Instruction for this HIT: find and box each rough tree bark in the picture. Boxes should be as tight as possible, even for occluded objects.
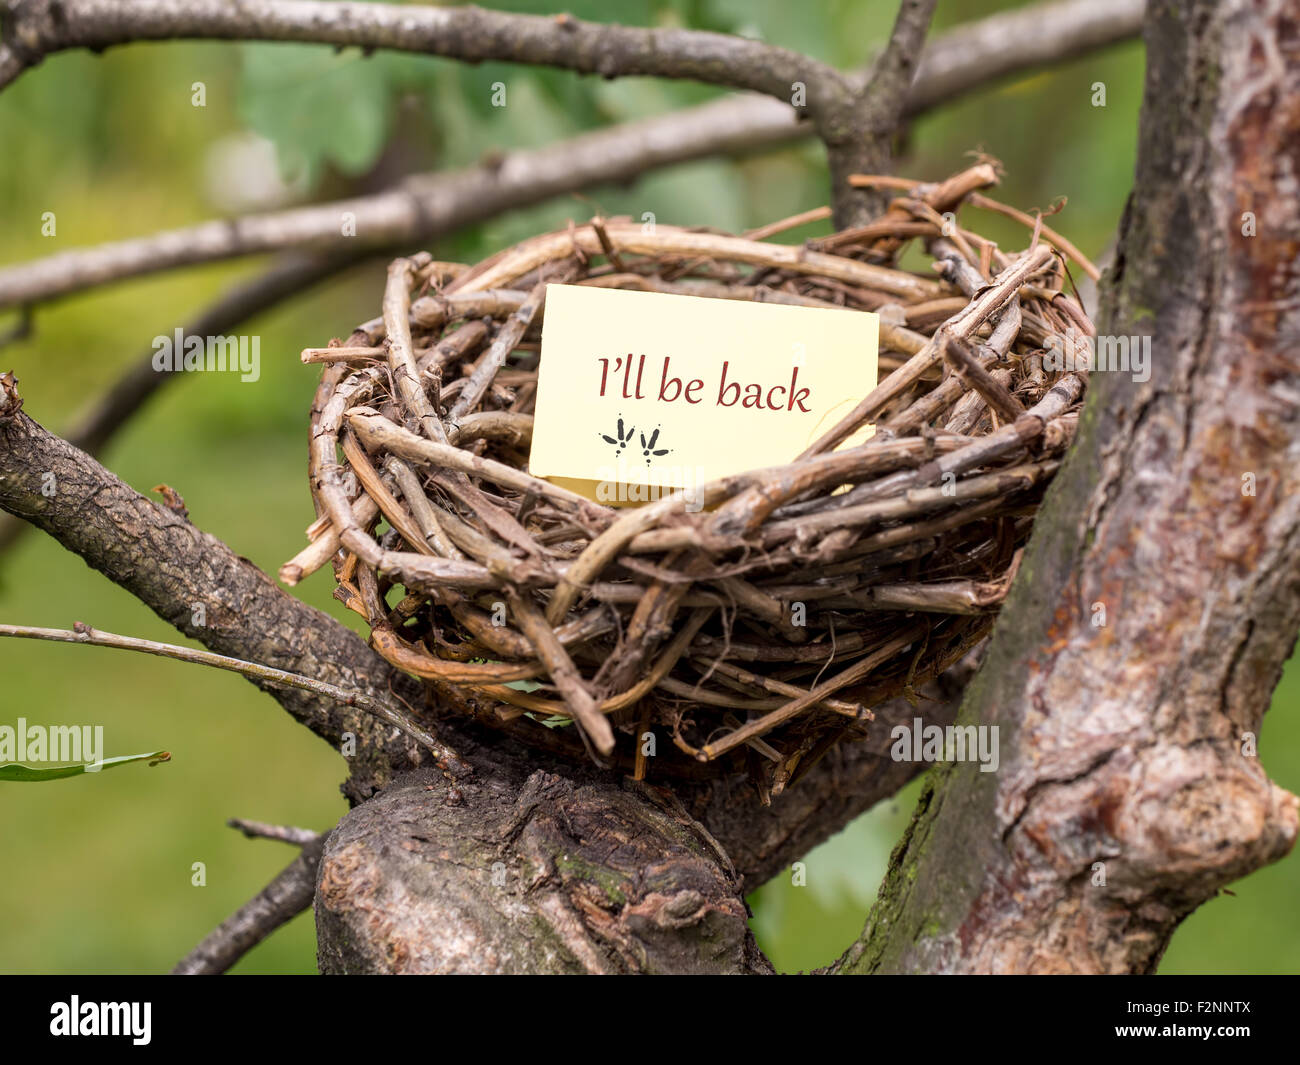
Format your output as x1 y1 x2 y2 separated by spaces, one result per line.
312 670 974 975
836 0 1300 974
0 378 419 800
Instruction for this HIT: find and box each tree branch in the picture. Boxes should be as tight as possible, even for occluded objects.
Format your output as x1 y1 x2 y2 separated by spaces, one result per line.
0 0 846 100
837 0 1300 974
0 621 466 769
0 373 435 799
0 0 1143 312
227 817 319 847
825 0 937 227
0 98 790 311
906 0 1144 116
173 826 325 975
868 0 938 109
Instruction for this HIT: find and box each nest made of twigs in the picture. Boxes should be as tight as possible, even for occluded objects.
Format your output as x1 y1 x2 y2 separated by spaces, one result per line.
285 163 1094 799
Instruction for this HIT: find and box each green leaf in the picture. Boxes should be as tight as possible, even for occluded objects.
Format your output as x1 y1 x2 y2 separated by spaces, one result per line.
0 750 171 783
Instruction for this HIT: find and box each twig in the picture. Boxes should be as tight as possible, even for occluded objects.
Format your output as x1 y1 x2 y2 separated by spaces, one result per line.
448 278 552 421
226 818 320 847
943 336 1026 424
697 626 927 760
0 622 468 772
172 834 324 975
0 382 464 795
966 192 1101 280
506 588 615 757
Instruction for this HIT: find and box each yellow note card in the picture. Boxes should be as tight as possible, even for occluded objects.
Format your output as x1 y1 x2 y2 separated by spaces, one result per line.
529 284 878 506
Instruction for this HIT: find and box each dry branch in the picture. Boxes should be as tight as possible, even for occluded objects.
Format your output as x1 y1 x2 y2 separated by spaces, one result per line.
227 818 319 847
0 0 845 99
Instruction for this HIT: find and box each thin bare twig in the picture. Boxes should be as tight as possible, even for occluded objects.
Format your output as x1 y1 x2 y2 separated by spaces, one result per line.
0 622 467 771
943 336 1027 424
172 831 324 975
226 818 320 847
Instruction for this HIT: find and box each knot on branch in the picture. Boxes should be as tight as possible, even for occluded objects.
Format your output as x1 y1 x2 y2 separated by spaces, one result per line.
315 768 766 974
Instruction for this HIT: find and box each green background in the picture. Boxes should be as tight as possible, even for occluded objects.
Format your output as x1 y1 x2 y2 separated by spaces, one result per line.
0 0 1294 974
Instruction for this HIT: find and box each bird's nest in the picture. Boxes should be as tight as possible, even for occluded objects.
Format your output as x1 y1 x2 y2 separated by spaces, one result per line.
285 163 1093 799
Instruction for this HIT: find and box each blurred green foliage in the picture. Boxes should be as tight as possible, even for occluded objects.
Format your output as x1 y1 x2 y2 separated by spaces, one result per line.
0 0 1295 975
